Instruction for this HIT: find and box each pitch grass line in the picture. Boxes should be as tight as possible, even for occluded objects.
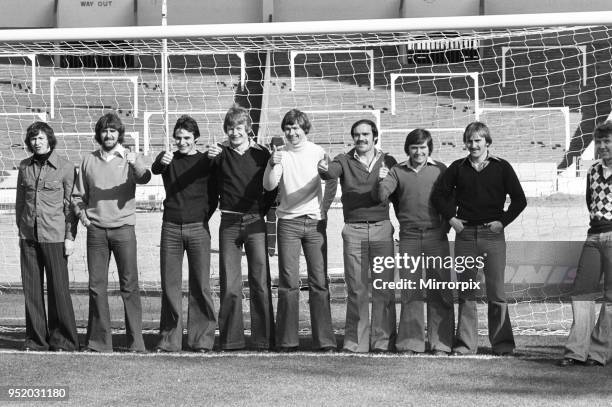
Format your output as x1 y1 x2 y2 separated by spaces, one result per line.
0 349 548 361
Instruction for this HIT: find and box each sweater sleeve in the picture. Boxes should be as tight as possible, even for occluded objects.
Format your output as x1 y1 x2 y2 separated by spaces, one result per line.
585 170 592 211
499 160 527 226
431 160 459 221
151 151 168 175
263 161 283 191
318 154 343 180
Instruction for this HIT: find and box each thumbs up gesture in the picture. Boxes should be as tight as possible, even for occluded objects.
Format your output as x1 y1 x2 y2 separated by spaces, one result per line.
269 144 283 166
318 153 331 172
378 160 389 180
126 147 136 166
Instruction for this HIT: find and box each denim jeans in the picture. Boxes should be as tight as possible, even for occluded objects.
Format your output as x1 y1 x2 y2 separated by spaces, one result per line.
564 231 612 364
453 225 514 354
157 221 216 352
20 240 79 351
218 213 274 350
86 224 144 352
276 217 335 349
396 228 454 353
341 220 396 352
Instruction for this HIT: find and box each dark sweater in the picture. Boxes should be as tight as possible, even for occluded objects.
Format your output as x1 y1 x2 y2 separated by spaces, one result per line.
211 143 276 215
586 161 612 234
151 151 218 224
319 149 397 222
376 160 446 229
432 155 526 226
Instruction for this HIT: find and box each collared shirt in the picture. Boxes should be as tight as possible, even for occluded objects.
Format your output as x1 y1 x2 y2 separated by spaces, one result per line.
464 152 499 172
15 150 78 243
100 143 125 162
402 157 437 173
228 139 260 156
353 148 382 173
601 159 612 179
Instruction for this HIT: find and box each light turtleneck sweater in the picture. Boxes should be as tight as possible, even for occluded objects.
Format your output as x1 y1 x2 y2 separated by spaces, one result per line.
263 139 327 220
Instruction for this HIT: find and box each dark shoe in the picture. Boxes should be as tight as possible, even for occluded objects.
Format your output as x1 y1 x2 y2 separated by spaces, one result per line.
372 348 390 354
584 359 604 367
155 347 171 354
81 347 98 353
192 348 212 354
129 348 147 354
320 347 336 353
557 358 582 367
493 350 514 357
431 350 449 356
396 350 417 355
450 351 465 356
277 346 298 353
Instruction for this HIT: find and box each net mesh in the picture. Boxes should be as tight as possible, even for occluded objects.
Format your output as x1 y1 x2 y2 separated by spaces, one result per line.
0 23 610 334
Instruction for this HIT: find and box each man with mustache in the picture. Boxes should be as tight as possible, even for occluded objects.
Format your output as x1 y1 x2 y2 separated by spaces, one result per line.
73 112 151 353
318 119 397 353
432 121 526 356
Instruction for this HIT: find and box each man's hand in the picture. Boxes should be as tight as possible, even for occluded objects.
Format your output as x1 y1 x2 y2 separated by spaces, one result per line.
207 144 222 159
64 239 74 257
126 149 136 166
449 217 466 234
81 217 91 227
160 151 173 165
485 221 504 233
378 161 389 180
318 153 331 172
269 144 283 166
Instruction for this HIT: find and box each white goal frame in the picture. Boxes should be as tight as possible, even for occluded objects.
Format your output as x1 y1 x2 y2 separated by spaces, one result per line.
477 106 571 150
0 53 37 94
390 72 480 117
49 75 139 119
501 45 588 87
0 112 46 121
290 50 375 91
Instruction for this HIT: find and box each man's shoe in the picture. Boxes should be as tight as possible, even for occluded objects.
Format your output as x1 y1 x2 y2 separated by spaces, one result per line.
320 347 336 354
155 347 171 354
431 350 449 356
277 346 298 353
557 358 582 367
192 348 212 354
450 351 465 356
81 347 98 353
584 359 604 367
396 350 416 355
493 350 514 357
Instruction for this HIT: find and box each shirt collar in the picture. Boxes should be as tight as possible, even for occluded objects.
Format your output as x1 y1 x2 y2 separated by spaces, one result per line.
461 152 500 166
352 147 381 161
100 143 125 159
399 157 436 170
222 139 261 154
27 150 59 168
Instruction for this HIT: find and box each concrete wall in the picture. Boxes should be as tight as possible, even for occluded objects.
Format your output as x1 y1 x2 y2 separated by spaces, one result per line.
402 0 480 18
57 0 136 28
274 0 401 22
167 0 262 24
0 0 55 28
136 0 161 26
485 0 612 14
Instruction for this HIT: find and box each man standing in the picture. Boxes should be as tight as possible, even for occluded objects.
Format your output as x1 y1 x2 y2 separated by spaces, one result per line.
432 121 526 356
207 106 275 351
73 112 151 352
151 115 218 353
318 119 396 353
376 129 454 355
263 109 336 352
559 121 612 367
16 121 79 352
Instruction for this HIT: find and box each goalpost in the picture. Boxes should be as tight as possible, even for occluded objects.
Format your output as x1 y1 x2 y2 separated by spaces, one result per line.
0 11 611 334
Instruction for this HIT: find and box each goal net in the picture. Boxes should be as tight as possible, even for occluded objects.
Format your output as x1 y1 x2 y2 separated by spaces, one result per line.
0 12 610 336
